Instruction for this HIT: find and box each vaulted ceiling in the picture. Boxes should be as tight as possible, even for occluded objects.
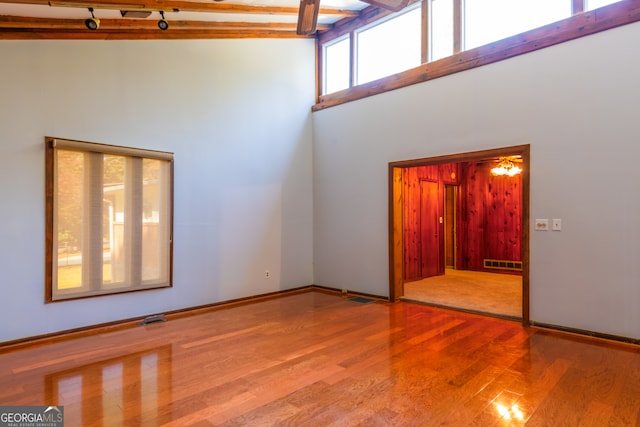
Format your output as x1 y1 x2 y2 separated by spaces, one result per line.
0 0 373 39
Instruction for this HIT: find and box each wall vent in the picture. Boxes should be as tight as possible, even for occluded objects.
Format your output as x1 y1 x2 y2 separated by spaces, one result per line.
483 259 522 271
140 314 166 325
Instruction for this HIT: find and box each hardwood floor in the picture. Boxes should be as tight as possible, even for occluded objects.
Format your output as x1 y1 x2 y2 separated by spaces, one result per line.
1 291 639 426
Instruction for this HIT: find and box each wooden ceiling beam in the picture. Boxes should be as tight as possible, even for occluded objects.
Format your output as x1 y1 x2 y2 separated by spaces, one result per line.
0 29 312 38
0 14 330 31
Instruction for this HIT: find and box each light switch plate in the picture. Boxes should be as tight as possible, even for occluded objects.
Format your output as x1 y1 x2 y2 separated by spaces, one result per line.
552 219 562 231
535 219 549 231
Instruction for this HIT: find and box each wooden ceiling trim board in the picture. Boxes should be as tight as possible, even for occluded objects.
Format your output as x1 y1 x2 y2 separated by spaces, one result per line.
0 28 312 38
0 15 330 31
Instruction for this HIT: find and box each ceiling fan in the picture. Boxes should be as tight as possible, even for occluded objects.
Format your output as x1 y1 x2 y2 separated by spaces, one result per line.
297 0 410 36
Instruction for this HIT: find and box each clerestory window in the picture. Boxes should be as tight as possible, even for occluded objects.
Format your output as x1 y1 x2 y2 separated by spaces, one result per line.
355 5 422 85
318 0 629 107
463 0 571 50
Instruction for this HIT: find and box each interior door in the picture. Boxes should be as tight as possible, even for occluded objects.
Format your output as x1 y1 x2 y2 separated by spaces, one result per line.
420 180 442 278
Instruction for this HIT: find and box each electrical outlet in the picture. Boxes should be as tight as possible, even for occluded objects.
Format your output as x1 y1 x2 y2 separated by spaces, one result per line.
265 270 271 279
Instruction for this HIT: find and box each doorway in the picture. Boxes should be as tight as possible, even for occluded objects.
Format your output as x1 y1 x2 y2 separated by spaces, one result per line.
444 185 456 269
388 145 530 325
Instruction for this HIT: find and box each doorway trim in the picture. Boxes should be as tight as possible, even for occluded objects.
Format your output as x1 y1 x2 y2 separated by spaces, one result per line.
388 144 531 326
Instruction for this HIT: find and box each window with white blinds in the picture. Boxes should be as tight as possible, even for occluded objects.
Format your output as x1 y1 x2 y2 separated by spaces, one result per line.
46 137 173 302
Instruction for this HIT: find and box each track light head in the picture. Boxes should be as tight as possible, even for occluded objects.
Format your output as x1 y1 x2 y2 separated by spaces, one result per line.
85 7 99 30
158 11 168 30
85 17 99 30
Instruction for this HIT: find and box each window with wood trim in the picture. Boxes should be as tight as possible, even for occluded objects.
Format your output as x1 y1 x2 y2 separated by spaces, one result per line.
586 0 622 10
323 36 351 95
355 5 422 85
430 0 454 61
463 0 571 50
45 137 173 302
317 0 630 108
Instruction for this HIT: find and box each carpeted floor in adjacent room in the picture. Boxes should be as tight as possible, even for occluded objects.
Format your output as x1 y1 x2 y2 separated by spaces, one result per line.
403 269 522 319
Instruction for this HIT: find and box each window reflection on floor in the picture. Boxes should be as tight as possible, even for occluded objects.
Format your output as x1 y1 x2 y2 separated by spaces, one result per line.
45 345 171 426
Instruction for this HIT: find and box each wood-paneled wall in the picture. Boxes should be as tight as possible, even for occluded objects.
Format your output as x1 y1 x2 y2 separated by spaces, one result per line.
457 161 522 270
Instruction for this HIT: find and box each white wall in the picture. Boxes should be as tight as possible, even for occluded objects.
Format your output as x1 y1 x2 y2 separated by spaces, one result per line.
0 39 315 342
313 22 640 340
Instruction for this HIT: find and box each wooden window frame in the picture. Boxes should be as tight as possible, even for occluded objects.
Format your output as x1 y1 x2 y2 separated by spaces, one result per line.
45 137 174 303
320 34 352 95
453 0 462 54
315 0 639 111
352 3 423 87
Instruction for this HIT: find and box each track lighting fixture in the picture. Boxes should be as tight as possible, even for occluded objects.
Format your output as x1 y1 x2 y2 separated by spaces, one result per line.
158 11 168 30
85 7 99 30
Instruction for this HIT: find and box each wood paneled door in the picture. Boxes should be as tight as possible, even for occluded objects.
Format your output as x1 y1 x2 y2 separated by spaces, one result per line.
402 166 446 282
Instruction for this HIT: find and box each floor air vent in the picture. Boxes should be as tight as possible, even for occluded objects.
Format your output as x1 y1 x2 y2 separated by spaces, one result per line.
483 259 522 271
140 314 166 325
348 296 376 304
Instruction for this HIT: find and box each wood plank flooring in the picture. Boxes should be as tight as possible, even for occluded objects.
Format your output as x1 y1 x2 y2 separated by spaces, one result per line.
1 291 639 426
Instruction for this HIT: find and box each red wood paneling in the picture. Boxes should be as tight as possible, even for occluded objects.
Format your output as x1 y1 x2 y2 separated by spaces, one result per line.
440 163 459 185
458 162 483 269
403 168 421 281
457 161 522 270
420 180 440 278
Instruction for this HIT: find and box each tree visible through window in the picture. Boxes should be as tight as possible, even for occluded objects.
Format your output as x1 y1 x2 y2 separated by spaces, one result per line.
46 137 173 302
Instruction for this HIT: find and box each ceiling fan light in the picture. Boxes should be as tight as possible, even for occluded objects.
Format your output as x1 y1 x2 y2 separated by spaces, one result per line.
507 165 522 176
491 158 521 177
